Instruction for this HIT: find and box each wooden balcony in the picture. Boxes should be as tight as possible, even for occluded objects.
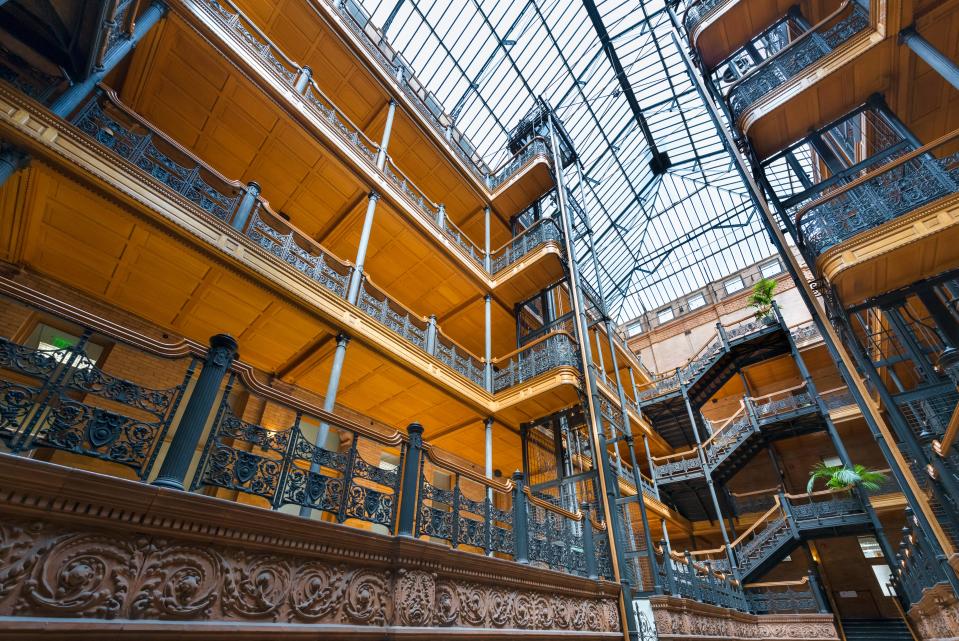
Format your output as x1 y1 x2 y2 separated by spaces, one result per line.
798 129 959 304
685 0 808 71
728 0 896 160
487 138 555 219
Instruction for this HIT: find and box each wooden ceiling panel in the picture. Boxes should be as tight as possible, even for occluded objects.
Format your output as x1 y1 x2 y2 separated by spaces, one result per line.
268 2 321 62
136 26 231 147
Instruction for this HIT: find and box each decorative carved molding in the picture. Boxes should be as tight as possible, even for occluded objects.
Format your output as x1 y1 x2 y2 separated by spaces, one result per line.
0 454 620 636
907 583 959 641
649 595 838 641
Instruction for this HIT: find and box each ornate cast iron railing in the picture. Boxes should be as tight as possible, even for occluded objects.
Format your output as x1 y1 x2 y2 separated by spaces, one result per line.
194 0 558 268
416 448 514 556
745 577 825 614
752 383 814 420
492 332 580 392
790 322 821 345
0 286 618 584
656 544 749 611
796 130 959 261
683 0 726 40
490 217 563 274
193 373 404 529
329 0 493 182
330 0 563 201
730 486 781 516
486 138 551 192
726 2 870 124
822 387 855 411
893 510 949 609
0 335 195 480
246 207 353 297
72 87 246 223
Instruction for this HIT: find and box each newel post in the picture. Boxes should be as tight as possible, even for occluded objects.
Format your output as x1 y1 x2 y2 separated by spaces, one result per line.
153 334 238 490
397 422 424 537
512 471 530 564
581 503 599 580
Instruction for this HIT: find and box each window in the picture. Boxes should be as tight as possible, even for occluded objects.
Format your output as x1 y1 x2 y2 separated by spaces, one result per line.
26 324 103 370
871 564 896 597
760 260 782 279
723 276 745 295
626 321 643 338
657 308 675 324
858 535 883 559
687 293 707 310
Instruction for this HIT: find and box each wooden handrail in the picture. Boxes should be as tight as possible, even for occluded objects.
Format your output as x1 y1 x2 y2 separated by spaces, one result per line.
492 330 575 364
423 443 513 492
749 381 807 403
523 486 583 521
744 576 810 589
731 495 785 548
725 0 857 100
933 402 959 456
688 546 726 558
795 128 959 227
730 485 782 498
784 487 851 500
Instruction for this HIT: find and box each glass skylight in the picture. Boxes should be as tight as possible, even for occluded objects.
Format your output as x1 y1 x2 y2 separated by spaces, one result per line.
356 0 777 321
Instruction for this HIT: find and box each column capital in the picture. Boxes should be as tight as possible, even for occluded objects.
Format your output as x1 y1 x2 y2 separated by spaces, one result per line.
368 190 380 202
484 293 491 302
208 333 239 364
484 416 494 427
334 332 351 347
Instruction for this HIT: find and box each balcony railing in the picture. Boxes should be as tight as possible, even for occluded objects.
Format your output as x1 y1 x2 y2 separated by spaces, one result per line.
683 0 727 39
726 2 870 124
329 0 494 183
490 217 563 274
486 138 552 192
656 543 750 611
893 512 949 609
0 333 195 478
796 130 959 262
60 88 584 392
745 577 826 614
0 297 614 582
492 332 580 393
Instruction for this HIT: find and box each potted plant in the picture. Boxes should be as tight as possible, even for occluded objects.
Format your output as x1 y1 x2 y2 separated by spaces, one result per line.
806 461 888 493
747 277 778 324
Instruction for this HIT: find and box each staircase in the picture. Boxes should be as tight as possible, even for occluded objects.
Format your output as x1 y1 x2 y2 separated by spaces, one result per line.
652 385 821 487
703 491 873 581
638 316 791 448
842 618 913 641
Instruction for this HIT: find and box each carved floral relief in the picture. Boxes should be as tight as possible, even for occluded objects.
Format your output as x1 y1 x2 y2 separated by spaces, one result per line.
0 518 618 632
